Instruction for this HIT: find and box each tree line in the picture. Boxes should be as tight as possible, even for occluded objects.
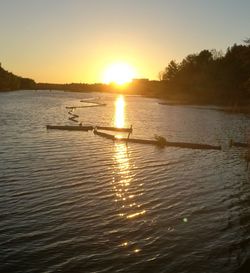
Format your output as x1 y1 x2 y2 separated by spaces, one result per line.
1 40 250 106
159 40 250 105
0 63 35 91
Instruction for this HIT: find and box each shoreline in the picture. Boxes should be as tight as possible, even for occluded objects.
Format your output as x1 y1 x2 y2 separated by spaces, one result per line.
1 88 250 114
158 100 250 113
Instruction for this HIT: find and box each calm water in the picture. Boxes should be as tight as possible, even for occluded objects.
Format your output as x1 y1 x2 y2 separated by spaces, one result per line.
0 90 249 273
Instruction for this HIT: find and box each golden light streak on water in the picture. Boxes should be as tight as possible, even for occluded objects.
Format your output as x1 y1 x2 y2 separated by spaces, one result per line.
113 142 146 221
126 210 146 219
115 95 125 128
112 141 146 253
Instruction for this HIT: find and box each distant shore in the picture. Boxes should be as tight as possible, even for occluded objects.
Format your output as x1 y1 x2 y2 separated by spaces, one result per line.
1 87 249 114
158 100 250 114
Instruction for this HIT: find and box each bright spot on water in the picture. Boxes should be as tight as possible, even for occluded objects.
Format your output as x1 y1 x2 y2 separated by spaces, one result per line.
127 210 146 219
115 95 125 128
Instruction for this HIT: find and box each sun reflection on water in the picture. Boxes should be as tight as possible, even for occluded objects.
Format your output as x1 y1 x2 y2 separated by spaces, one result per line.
113 95 145 220
112 95 146 253
112 141 146 220
115 95 125 128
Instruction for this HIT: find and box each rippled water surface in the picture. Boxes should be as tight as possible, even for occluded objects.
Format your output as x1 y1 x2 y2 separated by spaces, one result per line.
0 90 250 273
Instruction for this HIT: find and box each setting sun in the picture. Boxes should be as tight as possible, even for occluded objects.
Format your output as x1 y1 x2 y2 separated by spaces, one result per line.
102 63 136 85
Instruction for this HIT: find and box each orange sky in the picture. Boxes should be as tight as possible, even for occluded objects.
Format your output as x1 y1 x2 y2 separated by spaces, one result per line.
1 0 249 83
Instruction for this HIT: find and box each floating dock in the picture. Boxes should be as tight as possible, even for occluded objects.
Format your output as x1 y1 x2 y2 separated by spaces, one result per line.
230 141 250 148
94 130 115 139
96 126 132 133
68 117 78 122
94 130 221 150
46 125 93 131
68 112 79 118
46 125 132 132
46 125 221 150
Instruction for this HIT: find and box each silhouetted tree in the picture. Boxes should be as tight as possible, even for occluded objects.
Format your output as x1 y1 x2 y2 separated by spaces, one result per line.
0 64 35 91
160 43 250 104
162 60 179 81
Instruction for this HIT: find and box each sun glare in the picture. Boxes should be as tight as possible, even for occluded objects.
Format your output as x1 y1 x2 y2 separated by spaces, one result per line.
102 63 136 85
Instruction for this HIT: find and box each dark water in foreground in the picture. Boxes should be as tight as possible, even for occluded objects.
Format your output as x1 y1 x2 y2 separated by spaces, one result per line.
0 90 249 273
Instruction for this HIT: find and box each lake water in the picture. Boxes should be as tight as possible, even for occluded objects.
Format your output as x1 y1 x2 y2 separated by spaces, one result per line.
0 90 249 273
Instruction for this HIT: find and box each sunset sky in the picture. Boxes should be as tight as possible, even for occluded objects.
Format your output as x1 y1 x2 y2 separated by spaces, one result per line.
1 0 250 83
